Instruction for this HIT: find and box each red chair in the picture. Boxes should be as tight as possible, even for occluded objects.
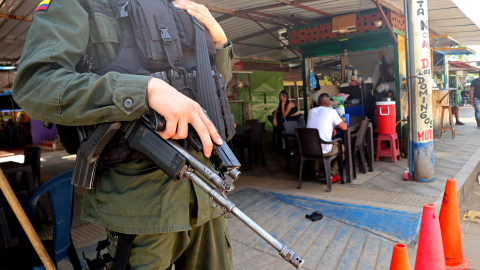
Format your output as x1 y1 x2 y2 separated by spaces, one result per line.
376 133 401 162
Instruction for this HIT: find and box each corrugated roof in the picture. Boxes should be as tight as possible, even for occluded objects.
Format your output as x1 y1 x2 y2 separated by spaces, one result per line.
387 0 480 45
449 61 476 70
0 0 478 64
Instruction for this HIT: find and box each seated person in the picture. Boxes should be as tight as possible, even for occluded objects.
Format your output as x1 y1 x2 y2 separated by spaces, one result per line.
307 93 348 182
273 90 305 131
461 89 469 106
451 104 464 125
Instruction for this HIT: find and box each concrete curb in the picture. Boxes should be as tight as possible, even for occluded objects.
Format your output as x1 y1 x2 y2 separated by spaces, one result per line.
434 143 480 211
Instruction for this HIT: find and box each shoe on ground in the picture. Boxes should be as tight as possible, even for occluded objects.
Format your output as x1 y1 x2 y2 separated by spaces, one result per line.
331 174 341 183
456 121 465 125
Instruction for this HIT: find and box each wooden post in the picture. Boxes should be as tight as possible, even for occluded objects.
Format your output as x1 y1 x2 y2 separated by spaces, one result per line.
0 169 56 270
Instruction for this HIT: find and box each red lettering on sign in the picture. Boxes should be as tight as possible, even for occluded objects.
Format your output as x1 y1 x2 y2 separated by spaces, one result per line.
418 131 425 141
421 58 430 69
422 40 429 48
418 129 433 142
423 32 428 38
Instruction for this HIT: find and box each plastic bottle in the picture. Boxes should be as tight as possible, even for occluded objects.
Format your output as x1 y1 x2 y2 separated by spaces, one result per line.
336 104 345 117
347 65 353 83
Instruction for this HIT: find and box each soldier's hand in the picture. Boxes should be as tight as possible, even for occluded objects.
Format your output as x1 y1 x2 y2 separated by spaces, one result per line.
147 78 223 157
173 0 228 49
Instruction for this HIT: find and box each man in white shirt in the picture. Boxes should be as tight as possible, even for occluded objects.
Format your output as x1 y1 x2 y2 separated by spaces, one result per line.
307 93 347 181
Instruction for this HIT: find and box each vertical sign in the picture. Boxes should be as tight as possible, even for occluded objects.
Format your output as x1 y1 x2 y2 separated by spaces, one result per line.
409 0 434 182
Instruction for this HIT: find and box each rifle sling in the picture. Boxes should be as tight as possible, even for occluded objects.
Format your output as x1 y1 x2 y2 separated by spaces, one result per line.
113 233 136 270
193 17 225 140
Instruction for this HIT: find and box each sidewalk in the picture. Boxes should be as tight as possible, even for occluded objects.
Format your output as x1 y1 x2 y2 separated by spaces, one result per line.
229 107 480 268
1 108 478 269
236 107 479 211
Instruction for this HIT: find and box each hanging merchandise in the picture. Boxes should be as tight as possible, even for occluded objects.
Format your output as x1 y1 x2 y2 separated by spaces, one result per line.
313 75 321 91
381 56 395 82
309 70 317 90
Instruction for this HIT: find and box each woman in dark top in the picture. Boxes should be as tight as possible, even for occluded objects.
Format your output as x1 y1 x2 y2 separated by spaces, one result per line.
273 90 306 130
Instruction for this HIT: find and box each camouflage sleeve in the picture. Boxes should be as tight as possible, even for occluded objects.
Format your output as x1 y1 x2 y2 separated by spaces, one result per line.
12 0 150 126
214 40 234 87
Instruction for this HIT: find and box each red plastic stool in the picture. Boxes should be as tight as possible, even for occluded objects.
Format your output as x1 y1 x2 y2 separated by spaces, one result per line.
376 133 401 162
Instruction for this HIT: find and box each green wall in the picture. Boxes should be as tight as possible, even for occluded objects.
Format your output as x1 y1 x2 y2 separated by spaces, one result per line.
230 71 284 130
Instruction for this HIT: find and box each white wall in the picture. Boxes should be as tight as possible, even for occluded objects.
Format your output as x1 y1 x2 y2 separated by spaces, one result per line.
344 48 395 91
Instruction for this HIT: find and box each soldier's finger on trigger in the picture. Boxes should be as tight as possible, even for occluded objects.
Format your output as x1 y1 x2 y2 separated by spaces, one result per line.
171 118 189 140
191 115 212 156
198 108 222 145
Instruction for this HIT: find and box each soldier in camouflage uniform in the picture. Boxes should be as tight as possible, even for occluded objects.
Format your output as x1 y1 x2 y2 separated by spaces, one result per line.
12 0 234 269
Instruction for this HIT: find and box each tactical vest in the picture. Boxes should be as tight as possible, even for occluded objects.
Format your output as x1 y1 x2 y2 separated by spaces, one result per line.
62 0 236 163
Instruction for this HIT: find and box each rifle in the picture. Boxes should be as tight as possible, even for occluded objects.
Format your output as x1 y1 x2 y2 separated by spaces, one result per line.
72 110 305 269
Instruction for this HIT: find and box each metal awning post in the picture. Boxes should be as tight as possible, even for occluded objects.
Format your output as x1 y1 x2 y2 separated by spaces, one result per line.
404 0 414 177
373 0 399 46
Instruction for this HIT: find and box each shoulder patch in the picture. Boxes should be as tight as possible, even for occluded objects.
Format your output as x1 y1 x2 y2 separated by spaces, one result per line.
35 0 52 13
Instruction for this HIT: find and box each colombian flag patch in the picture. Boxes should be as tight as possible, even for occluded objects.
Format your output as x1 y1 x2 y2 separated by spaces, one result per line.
35 0 52 13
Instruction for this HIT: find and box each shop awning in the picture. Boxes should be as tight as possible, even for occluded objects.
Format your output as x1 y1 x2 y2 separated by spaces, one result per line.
430 35 462 48
433 47 476 55
449 61 479 71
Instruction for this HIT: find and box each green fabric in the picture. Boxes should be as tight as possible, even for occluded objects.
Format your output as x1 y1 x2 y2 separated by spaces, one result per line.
107 216 233 270
13 0 233 235
331 96 345 104
81 152 222 234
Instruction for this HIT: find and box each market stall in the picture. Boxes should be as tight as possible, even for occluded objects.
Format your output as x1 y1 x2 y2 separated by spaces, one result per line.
431 44 475 135
288 7 408 142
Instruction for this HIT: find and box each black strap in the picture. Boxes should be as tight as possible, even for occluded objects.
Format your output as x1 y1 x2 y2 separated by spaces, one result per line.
113 233 136 270
154 15 178 71
121 36 137 48
193 17 225 140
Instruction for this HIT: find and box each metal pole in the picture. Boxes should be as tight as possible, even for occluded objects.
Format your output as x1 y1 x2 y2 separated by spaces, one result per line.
0 13 32 22
245 13 301 58
407 0 435 182
302 58 313 119
404 0 414 177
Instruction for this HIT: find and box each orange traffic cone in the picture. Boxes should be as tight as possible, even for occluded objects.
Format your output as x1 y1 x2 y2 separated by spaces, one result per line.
414 204 446 270
390 243 411 270
439 179 469 269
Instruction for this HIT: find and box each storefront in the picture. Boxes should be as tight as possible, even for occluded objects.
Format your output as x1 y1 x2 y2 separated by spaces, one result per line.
285 7 477 143
287 7 409 148
430 40 475 134
227 60 289 130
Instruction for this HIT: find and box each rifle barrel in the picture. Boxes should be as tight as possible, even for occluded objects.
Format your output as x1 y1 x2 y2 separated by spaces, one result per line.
186 171 304 269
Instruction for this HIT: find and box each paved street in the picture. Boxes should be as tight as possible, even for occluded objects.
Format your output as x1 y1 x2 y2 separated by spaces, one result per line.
228 189 397 270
